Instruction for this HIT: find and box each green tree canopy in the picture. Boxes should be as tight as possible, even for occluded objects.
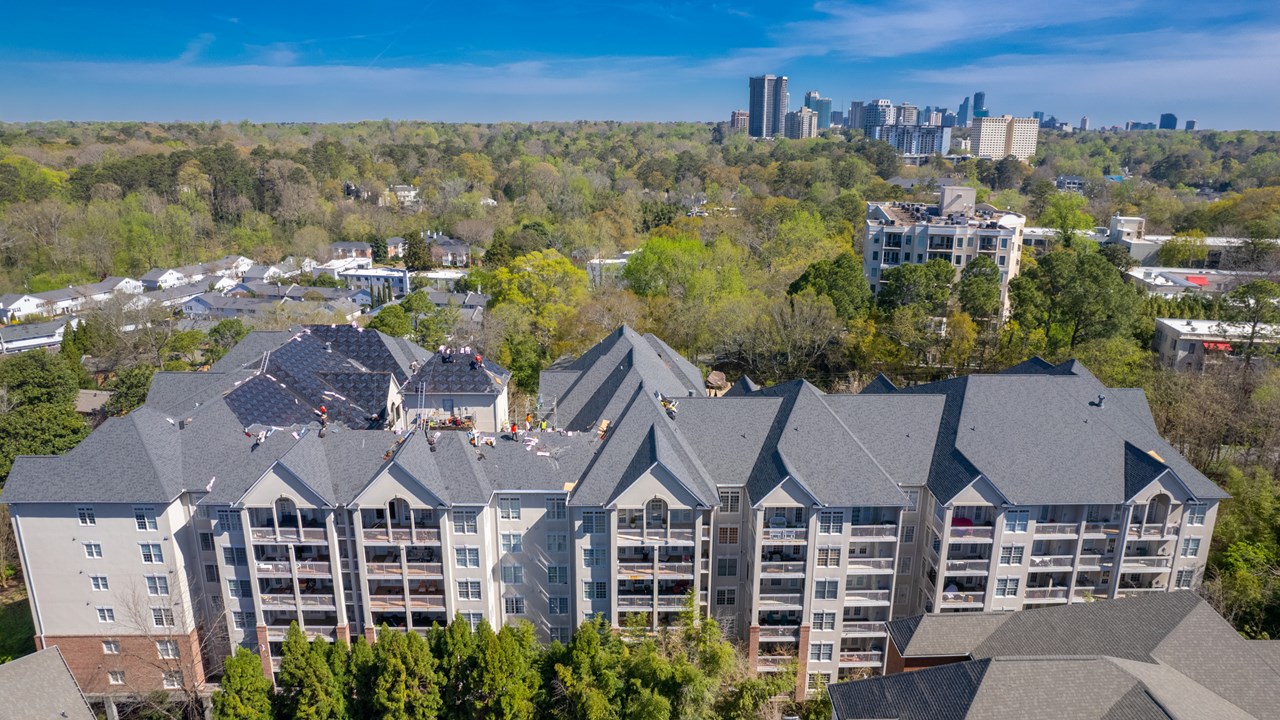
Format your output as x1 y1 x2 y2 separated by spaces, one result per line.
956 255 1002 319
876 258 954 316
212 648 273 720
0 352 79 408
368 304 413 338
787 251 871 320
0 402 89 485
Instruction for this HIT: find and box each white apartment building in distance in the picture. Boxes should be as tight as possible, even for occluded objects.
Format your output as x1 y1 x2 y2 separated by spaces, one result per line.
5 325 1224 701
972 115 1039 160
863 186 1026 316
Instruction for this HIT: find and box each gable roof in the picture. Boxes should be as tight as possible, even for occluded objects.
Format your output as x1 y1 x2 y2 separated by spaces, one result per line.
0 647 95 720
409 353 511 395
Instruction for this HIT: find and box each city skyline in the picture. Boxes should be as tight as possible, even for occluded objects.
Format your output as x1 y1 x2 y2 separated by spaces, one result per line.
1 0 1278 128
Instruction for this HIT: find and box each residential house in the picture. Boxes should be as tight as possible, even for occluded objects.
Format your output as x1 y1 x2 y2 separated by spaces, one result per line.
141 268 193 291
386 237 406 259
403 349 512 432
426 233 471 267
0 293 47 323
1153 317 1280 371
329 242 373 260
340 268 412 297
0 317 77 354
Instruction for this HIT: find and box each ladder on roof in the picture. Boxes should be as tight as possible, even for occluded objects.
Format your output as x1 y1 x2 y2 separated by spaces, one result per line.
417 380 426 427
259 350 271 374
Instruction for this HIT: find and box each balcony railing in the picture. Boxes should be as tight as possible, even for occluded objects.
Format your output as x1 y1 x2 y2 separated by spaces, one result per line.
1084 523 1120 535
618 595 654 608
762 528 808 543
1034 523 1079 536
362 527 441 544
941 591 984 605
368 594 406 610
848 524 898 540
1127 524 1179 538
759 593 805 608
844 589 891 604
656 594 690 610
949 526 993 540
758 626 801 640
367 562 403 575
256 561 291 575
841 622 886 636
945 559 990 573
1073 586 1106 600
1028 555 1073 570
847 558 895 572
618 527 696 543
251 527 326 543
658 563 695 576
406 562 443 577
259 593 296 609
1122 556 1172 569
756 655 795 669
839 651 884 666
296 561 331 576
618 562 653 577
760 561 807 575
1024 587 1069 600
1077 554 1105 568
408 595 446 610
300 594 336 608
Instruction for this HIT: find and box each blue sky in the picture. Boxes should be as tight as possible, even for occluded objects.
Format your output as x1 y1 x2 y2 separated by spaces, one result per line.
2 1 1278 128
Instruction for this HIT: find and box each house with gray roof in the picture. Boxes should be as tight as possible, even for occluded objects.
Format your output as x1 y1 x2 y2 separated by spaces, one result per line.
1 326 1224 702
0 647 95 720
829 592 1280 719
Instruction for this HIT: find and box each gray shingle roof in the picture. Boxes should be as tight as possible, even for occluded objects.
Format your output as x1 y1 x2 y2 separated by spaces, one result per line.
0 647 95 720
409 354 510 395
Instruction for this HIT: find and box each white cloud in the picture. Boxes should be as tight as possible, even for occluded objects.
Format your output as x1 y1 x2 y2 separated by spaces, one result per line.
177 33 216 64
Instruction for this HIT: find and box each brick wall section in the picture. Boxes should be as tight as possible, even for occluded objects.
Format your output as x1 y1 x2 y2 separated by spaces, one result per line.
795 625 811 699
256 625 272 680
747 625 759 671
40 629 205 696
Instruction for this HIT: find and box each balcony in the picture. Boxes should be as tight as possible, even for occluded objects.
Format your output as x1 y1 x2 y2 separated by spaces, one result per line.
760 561 807 577
945 559 990 574
1034 523 1079 537
618 595 654 609
1077 553 1105 569
839 650 884 667
618 562 654 578
1028 555 1074 571
368 593 407 611
841 622 886 637
940 590 984 606
756 655 795 670
366 562 403 576
848 524 898 541
268 625 337 642
259 593 296 609
657 562 695 577
1024 587 1069 601
948 526 994 541
251 527 326 543
759 593 805 609
656 594 693 610
761 528 808 543
847 558 895 573
1122 556 1172 570
406 562 443 577
1127 524 1179 539
256 561 291 576
617 527 696 544
1083 523 1120 536
758 626 801 641
300 594 336 608
296 561 332 576
408 595 446 610
362 527 441 545
1073 586 1107 601
844 589 891 605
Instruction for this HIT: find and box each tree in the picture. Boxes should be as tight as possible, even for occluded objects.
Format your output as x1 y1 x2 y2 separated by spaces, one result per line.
1068 337 1155 387
1039 192 1095 248
414 304 461 350
0 351 79 408
956 255 1002 319
211 648 273 720
1010 249 1140 352
276 623 343 720
622 234 708 298
208 318 250 356
403 234 433 271
0 402 88 485
1222 280 1280 370
1099 243 1138 271
368 305 413 338
876 258 954 316
1156 230 1210 267
787 251 872 320
942 309 978 370
103 364 156 416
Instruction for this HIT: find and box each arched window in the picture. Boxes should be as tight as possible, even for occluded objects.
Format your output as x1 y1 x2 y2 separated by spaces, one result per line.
1146 494 1171 525
275 498 298 529
647 498 668 529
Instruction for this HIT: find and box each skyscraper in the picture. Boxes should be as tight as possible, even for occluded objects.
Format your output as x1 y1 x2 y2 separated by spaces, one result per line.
1079 116 1090 132
1159 113 1178 130
804 91 834 130
957 96 971 127
972 115 1039 160
848 101 866 132
730 110 750 132
784 107 819 139
748 75 789 139
972 91 988 119
863 99 896 135
896 102 919 126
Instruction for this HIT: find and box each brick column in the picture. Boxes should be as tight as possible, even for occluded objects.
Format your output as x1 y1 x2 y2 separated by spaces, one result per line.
336 624 350 643
747 625 760 675
795 624 811 700
255 625 272 682
364 626 376 644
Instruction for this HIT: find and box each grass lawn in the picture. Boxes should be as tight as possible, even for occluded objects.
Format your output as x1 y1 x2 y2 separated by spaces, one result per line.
0 586 35 661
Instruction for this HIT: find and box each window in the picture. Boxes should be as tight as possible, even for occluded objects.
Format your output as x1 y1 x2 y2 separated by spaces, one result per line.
97 607 115 623
998 545 1024 565
550 597 570 615
583 549 606 567
199 533 214 552
163 671 183 689
809 642 834 661
813 612 836 631
995 578 1020 597
546 498 567 520
550 626 571 643
498 496 522 520
204 565 219 583
84 542 103 559
227 579 251 598
898 555 912 573
152 607 175 627
1181 538 1201 557
139 543 164 564
108 671 126 685
716 558 738 577
453 510 478 534
814 580 839 600
718 490 741 513
455 547 480 568
462 613 484 631
871 250 880 261
216 509 242 531
901 525 916 544
548 566 568 585
1004 510 1029 533
77 506 96 526
1001 237 1009 249
1185 503 1206 526
717 527 739 545
715 588 737 606
818 511 843 534
134 507 157 531
807 673 829 692
547 533 568 554
903 489 919 511
457 580 482 600
504 596 526 614
816 547 841 567
222 547 246 566
1175 569 1194 589
500 533 524 553
102 640 121 654
502 566 525 584
146 575 170 596
90 575 109 591
232 612 252 629
582 511 608 534
583 581 607 600
998 255 1006 266
156 640 180 659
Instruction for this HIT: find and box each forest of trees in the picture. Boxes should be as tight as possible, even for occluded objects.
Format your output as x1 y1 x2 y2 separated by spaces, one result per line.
2 121 1280 690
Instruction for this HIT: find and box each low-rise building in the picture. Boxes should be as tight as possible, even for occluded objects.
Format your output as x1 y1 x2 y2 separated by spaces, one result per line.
386 237 406 258
1126 266 1263 296
0 317 77 354
426 233 472 267
340 268 413 297
1153 317 1280 371
329 242 373 260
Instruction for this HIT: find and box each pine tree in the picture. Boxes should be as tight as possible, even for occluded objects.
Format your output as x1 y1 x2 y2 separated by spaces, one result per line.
210 647 273 720
404 234 432 271
276 623 343 720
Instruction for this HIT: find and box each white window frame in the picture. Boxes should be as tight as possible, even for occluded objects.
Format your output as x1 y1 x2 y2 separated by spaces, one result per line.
140 543 164 564
453 510 478 534
146 575 170 596
90 575 109 591
582 511 608 534
903 489 919 511
504 596 526 614
1175 569 1194 589
1004 510 1029 533
108 670 126 685
998 545 1024 565
163 671 183 689
455 547 480 568
84 542 103 559
457 580 482 600
817 546 841 567
500 532 524 553
717 526 739 545
134 506 158 531
1181 538 1201 557
718 490 741 514
97 607 115 623
809 642 833 662
715 588 737 606
550 596 570 615
545 498 567 520
583 548 606 568
547 532 568 554
498 496 522 520
77 506 96 526
501 565 525 584
995 577 1020 597
548 566 568 585
716 558 738 577
813 612 836 631
152 607 175 628
156 640 180 659
814 580 838 600
1185 503 1206 526
583 581 607 600
818 511 843 534
102 640 121 655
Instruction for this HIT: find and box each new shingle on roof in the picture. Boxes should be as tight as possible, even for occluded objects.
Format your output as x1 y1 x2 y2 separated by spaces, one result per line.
409 354 510 394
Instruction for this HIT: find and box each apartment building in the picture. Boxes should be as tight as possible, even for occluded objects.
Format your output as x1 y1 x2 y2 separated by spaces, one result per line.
972 114 1039 160
5 326 1223 702
863 186 1026 316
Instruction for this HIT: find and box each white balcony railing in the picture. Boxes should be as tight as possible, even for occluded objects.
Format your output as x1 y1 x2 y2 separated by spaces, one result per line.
949 526 994 540
847 558 895 572
844 589 891 604
1028 555 1073 570
762 528 808 543
941 591 984 605
1122 556 1172 569
1127 524 1179 539
839 650 884 665
760 561 807 575
1034 523 1079 536
945 559 990 573
758 626 801 640
1024 587 1069 600
841 622 886 636
848 524 898 539
759 593 805 608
